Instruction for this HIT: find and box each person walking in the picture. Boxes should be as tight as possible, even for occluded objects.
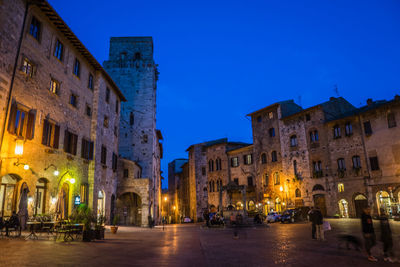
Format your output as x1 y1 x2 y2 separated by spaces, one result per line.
361 206 378 262
308 207 316 240
203 209 210 228
314 207 324 241
379 208 394 263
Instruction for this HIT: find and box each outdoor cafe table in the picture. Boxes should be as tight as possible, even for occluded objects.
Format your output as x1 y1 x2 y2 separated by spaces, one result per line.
63 223 84 241
25 221 41 240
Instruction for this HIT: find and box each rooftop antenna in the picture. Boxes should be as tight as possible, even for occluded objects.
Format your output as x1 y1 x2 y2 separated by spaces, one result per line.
334 84 340 97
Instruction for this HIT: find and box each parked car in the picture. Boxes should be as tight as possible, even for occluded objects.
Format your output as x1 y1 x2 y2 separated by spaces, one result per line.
183 217 192 223
266 212 281 223
280 209 301 223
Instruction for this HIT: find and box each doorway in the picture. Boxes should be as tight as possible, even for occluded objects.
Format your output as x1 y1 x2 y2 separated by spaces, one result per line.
354 194 368 218
313 194 327 216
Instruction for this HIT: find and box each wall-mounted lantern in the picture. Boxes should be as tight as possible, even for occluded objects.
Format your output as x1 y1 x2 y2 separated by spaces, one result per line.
15 139 24 155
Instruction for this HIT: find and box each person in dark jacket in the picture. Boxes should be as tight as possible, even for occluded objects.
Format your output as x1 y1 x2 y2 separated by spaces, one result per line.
379 208 394 262
308 207 316 239
361 206 377 262
314 207 324 241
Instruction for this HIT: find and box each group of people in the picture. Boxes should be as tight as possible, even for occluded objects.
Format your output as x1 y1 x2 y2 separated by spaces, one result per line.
309 206 396 263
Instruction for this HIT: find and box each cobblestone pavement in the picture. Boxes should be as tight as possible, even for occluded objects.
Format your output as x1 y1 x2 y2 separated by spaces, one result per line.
0 219 399 266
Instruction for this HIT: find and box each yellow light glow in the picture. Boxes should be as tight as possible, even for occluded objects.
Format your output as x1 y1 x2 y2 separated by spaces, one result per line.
267 201 270 205
28 197 33 203
282 202 286 206
15 140 24 155
51 197 57 205
54 170 59 176
280 186 283 192
23 164 29 170
164 197 168 201
173 206 176 210
69 178 76 184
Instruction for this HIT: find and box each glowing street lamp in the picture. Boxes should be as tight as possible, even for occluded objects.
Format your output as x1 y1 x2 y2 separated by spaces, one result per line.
69 178 76 184
23 164 30 170
164 197 168 202
54 170 60 176
280 186 283 192
15 139 24 155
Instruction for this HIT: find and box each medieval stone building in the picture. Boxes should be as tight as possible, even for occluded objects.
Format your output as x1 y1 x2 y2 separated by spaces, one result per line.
0 0 125 222
104 37 162 226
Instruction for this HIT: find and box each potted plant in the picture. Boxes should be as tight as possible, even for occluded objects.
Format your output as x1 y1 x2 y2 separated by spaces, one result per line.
71 204 95 242
110 214 119 234
95 214 106 239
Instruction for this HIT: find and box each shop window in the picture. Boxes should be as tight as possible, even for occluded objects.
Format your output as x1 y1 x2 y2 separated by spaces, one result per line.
34 179 47 215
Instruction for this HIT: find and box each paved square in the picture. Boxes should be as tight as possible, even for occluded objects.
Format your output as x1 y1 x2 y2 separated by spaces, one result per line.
0 219 398 266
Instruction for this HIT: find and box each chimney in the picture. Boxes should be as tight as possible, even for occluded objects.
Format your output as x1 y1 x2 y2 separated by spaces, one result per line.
366 98 373 106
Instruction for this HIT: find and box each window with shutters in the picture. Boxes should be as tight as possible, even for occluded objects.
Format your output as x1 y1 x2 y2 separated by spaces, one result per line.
63 130 78 155
88 74 93 90
112 153 118 172
41 119 60 148
22 58 34 77
309 130 319 142
337 158 346 171
73 58 80 77
233 178 239 186
49 79 59 94
387 113 397 128
345 122 353 136
29 16 41 41
101 145 107 165
369 157 380 171
364 121 372 135
244 154 253 165
7 103 35 139
231 157 239 167
81 138 93 160
54 39 64 61
352 156 361 169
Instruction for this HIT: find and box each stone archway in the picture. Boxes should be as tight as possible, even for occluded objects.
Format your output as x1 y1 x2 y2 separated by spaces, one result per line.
338 199 349 218
0 174 22 217
117 192 142 226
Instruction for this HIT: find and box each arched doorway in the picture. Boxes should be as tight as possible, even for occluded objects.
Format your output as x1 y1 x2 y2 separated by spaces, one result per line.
313 194 327 216
275 198 282 212
35 178 48 215
117 192 142 226
354 194 368 218
338 199 349 218
97 190 106 217
377 191 391 216
0 174 20 217
56 183 69 220
248 200 255 211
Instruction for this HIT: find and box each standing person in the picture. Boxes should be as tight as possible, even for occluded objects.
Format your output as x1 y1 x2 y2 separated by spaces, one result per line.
379 208 394 262
361 206 378 262
314 207 324 241
308 207 316 240
203 209 210 228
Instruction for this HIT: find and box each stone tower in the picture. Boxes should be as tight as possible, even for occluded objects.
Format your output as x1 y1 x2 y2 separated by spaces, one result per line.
103 37 161 221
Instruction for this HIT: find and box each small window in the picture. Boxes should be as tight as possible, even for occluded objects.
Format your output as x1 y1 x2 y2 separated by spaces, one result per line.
41 120 60 149
244 154 253 165
104 116 109 128
261 153 267 164
115 100 119 114
143 134 148 143
257 116 262 122
364 121 372 135
345 122 353 136
112 153 118 172
49 79 60 94
130 112 134 125
209 160 214 172
54 39 64 61
271 151 277 162
337 158 346 171
81 138 94 160
216 158 222 170
85 105 92 117
29 16 41 40
333 125 341 139
295 188 301 197
231 157 239 167
369 156 379 171
338 183 344 193
63 130 78 155
290 135 297 147
269 128 275 137
313 161 322 172
234 178 239 186
305 114 311 121
202 167 206 176
73 58 80 77
70 94 78 107
22 58 34 77
247 176 253 186
106 87 110 103
388 113 397 128
293 160 297 175
309 130 319 142
352 156 361 169
101 145 107 165
274 172 280 185
123 169 129 178
268 112 273 119
88 74 93 90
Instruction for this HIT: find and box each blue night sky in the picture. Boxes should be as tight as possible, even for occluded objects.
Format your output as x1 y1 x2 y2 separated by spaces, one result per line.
50 0 400 188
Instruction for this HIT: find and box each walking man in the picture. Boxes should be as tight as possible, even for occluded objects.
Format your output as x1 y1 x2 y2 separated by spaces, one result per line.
314 207 324 241
308 207 316 240
379 208 394 262
361 206 378 262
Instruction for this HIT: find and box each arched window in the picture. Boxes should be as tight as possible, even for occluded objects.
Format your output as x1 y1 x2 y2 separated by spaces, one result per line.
338 183 344 192
290 135 297 147
274 172 280 185
261 153 267 164
312 184 325 191
209 160 214 172
309 130 319 142
129 112 134 125
295 188 301 198
271 151 277 162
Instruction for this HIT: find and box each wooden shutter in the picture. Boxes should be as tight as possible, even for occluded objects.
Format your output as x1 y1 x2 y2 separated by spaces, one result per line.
89 141 94 160
72 133 78 155
64 130 69 153
53 125 60 148
26 110 35 140
7 103 17 134
81 138 86 159
41 120 49 145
